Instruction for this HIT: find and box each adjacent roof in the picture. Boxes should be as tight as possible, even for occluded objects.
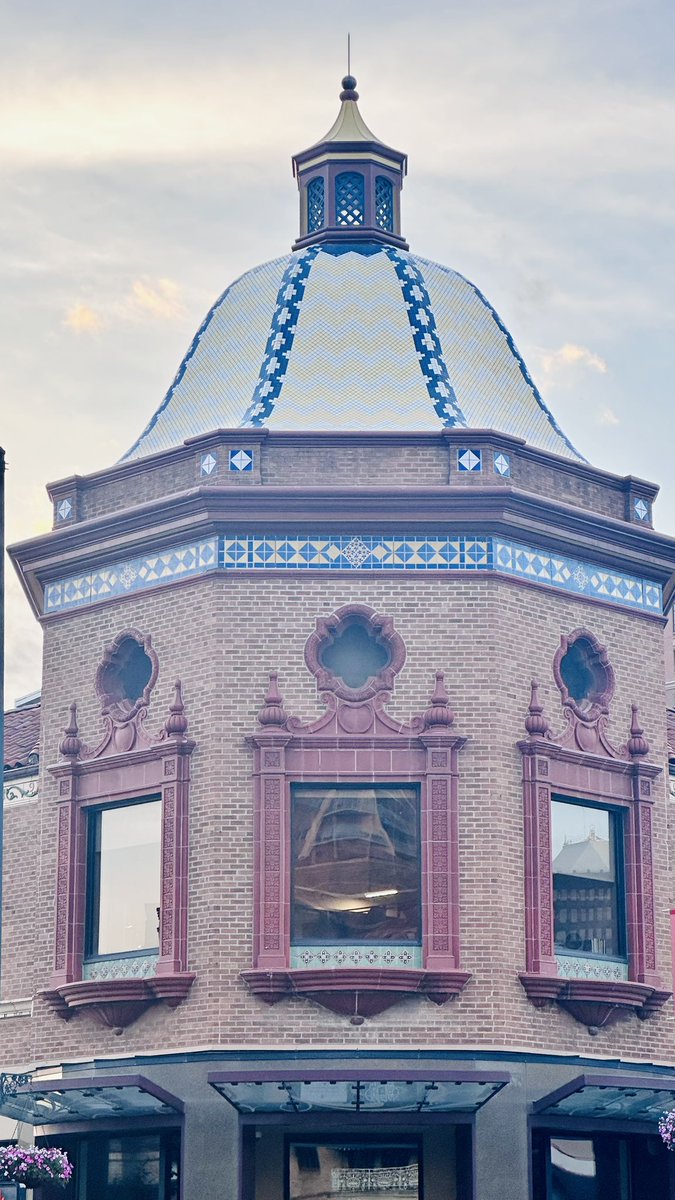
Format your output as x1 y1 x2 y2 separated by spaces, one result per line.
4 702 41 770
122 243 582 462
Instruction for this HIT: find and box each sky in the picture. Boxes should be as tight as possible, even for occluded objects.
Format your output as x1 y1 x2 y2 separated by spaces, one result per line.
1 0 674 706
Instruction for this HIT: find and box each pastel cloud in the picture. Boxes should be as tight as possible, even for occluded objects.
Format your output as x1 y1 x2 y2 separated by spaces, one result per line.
126 278 185 321
64 302 104 333
540 343 608 376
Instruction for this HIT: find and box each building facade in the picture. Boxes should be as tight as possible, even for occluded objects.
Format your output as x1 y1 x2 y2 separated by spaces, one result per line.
3 74 675 1200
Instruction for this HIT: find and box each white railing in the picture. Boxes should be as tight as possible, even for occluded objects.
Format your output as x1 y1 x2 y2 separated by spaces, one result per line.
332 1166 418 1192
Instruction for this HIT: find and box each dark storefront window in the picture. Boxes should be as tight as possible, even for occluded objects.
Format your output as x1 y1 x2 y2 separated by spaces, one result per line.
551 799 625 960
291 784 420 943
86 798 162 957
532 1131 670 1199
40 1131 179 1200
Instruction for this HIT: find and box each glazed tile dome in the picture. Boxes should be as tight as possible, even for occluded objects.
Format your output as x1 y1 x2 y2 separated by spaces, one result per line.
122 79 582 463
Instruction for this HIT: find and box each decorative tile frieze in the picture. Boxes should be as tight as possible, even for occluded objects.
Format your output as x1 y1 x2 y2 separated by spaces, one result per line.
45 537 219 613
290 944 423 970
43 532 663 615
3 776 38 807
556 954 629 983
83 952 159 982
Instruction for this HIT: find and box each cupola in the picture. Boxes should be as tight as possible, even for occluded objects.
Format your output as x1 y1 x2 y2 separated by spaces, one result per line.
292 75 408 250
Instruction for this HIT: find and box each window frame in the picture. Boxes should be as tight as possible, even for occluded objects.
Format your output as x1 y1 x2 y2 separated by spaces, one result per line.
243 659 471 1018
84 793 163 962
551 793 628 966
46 678 195 1028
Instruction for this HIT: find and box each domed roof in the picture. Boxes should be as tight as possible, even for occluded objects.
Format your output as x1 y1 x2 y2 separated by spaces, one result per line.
121 79 582 463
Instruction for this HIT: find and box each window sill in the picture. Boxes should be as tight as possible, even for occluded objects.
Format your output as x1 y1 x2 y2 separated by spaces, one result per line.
42 973 195 1033
519 973 670 1031
241 967 471 1023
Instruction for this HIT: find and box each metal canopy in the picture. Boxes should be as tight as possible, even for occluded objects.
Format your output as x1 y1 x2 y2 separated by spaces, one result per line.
208 1069 510 1114
532 1073 675 1123
0 1074 183 1126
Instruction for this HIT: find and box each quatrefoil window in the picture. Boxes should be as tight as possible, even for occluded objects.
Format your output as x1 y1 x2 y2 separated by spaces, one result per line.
304 604 405 702
553 628 615 720
95 629 159 721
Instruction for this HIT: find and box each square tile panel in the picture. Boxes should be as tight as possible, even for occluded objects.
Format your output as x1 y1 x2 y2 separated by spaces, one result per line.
229 448 253 472
200 452 217 476
634 497 649 522
493 452 511 477
55 497 73 521
458 448 482 472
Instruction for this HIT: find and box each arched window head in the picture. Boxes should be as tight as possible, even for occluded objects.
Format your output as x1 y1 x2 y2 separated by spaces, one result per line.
335 172 365 227
95 629 159 722
307 177 325 233
375 176 394 232
553 629 615 720
304 603 405 702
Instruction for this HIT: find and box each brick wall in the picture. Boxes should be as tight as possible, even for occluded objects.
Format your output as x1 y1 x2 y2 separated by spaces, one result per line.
4 567 673 1067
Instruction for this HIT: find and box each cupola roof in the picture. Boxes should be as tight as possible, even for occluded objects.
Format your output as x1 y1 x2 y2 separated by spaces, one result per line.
121 76 583 463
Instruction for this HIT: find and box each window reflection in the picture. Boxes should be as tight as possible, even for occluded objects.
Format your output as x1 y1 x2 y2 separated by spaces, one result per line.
550 1139 598 1200
552 800 623 958
87 799 161 956
290 1143 419 1200
292 785 420 942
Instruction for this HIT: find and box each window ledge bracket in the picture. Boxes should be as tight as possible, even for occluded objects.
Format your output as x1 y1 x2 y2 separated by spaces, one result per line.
41 972 195 1032
519 973 670 1030
241 967 471 1023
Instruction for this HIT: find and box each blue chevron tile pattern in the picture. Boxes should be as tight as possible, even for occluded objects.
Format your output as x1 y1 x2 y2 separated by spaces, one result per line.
43 533 662 615
384 247 466 427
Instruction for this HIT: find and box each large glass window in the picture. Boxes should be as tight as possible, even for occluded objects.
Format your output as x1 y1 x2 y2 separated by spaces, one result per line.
532 1132 669 1200
551 799 625 959
86 798 162 957
40 1132 179 1200
292 784 420 943
289 1142 419 1200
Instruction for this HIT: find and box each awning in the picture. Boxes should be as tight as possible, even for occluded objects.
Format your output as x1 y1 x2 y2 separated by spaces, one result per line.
208 1069 509 1113
532 1073 675 1122
0 1074 183 1126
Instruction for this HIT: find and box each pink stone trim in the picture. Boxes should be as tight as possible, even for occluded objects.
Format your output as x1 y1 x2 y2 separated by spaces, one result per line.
241 968 471 1022
304 603 406 703
519 680 667 1025
246 668 468 1019
552 628 615 723
47 683 195 1027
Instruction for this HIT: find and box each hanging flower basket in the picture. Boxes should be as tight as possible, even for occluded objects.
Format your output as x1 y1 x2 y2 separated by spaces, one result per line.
0 1146 73 1189
659 1109 675 1151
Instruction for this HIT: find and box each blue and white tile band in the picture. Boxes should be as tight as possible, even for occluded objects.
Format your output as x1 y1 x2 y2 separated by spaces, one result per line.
43 532 662 616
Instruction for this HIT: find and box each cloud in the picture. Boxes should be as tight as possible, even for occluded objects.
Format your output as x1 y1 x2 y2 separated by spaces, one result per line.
597 406 620 426
64 302 104 333
540 343 608 376
124 278 186 321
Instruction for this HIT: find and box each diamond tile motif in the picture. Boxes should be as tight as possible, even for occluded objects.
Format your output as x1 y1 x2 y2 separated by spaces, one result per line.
290 944 422 970
55 498 73 521
494 452 511 477
458 448 481 472
83 952 158 981
634 497 649 522
229 448 253 472
200 452 217 476
42 532 663 617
